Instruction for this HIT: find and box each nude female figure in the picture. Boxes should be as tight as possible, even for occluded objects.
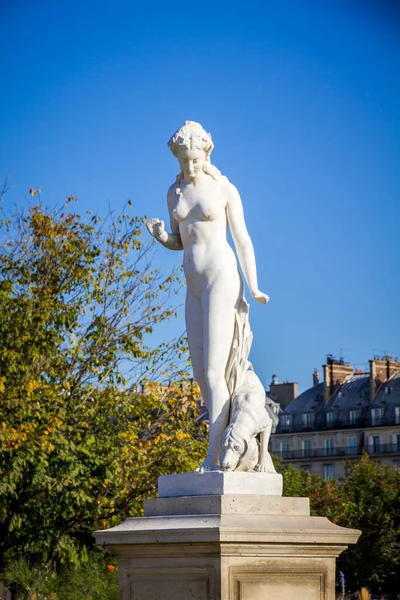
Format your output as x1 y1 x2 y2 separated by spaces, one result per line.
146 121 269 470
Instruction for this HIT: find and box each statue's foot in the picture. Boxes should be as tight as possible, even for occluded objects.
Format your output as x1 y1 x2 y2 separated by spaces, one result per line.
196 466 217 473
254 462 277 474
196 457 220 472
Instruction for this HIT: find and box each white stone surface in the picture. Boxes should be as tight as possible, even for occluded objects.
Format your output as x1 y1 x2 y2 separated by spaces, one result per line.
94 493 360 599
220 370 276 473
158 471 283 498
144 494 310 517
146 121 271 472
94 492 360 548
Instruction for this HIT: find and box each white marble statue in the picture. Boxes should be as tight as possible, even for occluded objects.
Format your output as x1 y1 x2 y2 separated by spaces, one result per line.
147 121 269 471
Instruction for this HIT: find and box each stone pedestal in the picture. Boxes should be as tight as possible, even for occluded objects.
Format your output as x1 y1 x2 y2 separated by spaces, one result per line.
95 473 360 600
158 470 283 497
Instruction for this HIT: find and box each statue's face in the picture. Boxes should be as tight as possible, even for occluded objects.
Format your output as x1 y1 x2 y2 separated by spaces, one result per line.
177 147 206 181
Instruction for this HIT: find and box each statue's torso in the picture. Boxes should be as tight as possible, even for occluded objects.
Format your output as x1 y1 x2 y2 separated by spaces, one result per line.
170 178 238 297
172 179 226 224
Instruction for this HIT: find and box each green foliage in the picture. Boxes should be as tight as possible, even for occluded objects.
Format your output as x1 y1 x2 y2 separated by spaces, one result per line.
338 456 400 595
4 556 50 599
282 462 346 523
0 192 207 570
281 455 400 595
57 553 118 600
4 551 118 600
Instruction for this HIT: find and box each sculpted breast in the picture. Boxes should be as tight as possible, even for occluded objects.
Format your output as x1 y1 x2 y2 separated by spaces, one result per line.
173 196 224 223
172 200 190 223
196 200 221 221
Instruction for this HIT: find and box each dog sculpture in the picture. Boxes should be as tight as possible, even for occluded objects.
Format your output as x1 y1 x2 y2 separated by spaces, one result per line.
220 369 277 473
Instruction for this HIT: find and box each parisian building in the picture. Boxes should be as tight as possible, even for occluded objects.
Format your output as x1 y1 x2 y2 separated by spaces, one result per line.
269 355 400 480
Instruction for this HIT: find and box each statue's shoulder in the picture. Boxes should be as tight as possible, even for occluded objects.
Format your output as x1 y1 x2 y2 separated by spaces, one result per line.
221 178 241 203
167 182 177 195
217 175 231 189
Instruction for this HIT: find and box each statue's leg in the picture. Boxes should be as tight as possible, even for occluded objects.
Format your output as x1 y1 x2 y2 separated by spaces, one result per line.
201 278 239 469
185 288 209 408
255 421 277 473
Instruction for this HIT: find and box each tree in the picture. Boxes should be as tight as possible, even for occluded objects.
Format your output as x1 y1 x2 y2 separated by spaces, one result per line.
338 455 400 597
282 462 346 524
0 189 207 570
280 456 400 596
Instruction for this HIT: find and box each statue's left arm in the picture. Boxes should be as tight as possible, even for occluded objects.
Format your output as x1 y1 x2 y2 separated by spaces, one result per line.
226 182 269 305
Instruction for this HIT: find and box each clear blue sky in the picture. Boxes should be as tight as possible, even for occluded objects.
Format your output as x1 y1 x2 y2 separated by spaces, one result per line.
1 0 399 391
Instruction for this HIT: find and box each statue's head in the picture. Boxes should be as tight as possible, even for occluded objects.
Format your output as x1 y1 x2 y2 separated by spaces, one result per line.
168 120 213 158
168 121 221 184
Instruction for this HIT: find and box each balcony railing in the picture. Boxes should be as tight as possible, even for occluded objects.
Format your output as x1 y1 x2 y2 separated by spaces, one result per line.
273 443 400 461
278 415 399 434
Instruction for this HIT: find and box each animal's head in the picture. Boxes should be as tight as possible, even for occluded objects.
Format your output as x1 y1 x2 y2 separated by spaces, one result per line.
220 424 247 471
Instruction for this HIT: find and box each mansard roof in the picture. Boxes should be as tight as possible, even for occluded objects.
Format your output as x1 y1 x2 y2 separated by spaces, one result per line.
371 372 400 423
374 371 400 406
327 374 370 412
283 382 324 415
276 369 400 433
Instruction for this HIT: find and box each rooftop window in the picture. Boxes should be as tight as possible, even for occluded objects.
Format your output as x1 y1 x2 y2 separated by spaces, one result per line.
371 408 382 426
302 413 314 429
326 412 335 427
280 415 292 431
349 409 359 425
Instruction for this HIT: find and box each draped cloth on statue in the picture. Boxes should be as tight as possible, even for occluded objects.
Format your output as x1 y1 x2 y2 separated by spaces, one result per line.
225 275 253 402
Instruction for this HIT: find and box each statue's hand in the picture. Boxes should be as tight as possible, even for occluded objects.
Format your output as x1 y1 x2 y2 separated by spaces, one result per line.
146 218 166 241
251 290 270 305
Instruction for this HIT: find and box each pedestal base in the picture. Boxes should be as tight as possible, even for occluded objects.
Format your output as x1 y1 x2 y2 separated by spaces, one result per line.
95 492 360 600
158 470 283 497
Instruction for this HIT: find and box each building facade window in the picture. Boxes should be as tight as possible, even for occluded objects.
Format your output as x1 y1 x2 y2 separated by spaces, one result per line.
281 441 289 459
394 434 400 452
372 435 381 454
349 409 359 425
302 440 312 458
324 464 334 480
326 412 334 427
371 408 382 426
395 406 400 425
348 437 357 455
302 413 314 429
281 415 292 432
325 438 334 456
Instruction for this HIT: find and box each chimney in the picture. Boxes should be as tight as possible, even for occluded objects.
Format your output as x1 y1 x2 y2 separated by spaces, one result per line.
323 355 354 404
313 368 320 387
369 356 400 402
269 378 298 410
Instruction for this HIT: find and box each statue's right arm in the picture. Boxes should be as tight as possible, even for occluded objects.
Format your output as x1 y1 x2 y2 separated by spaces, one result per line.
146 188 183 251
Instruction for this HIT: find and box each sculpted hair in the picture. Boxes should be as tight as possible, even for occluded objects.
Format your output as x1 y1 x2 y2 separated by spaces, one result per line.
168 120 224 185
